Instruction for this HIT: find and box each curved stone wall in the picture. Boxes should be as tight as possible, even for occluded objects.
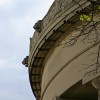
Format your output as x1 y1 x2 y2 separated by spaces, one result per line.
28 0 90 68
26 0 100 100
41 31 100 100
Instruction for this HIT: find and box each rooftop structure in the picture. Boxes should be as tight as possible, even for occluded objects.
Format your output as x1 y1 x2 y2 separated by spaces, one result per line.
23 0 100 100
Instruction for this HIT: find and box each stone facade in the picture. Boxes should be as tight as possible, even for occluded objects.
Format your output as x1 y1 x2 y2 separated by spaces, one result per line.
23 0 100 100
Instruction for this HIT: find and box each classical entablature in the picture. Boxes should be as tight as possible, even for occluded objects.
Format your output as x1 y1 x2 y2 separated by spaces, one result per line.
23 0 100 100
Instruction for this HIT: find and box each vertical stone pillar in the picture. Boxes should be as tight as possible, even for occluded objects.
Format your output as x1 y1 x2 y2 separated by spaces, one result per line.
92 77 100 100
98 91 100 100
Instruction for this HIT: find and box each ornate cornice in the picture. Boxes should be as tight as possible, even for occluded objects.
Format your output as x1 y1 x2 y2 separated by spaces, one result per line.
27 0 93 100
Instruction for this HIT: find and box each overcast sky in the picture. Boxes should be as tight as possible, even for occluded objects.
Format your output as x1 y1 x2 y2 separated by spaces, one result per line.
0 0 54 100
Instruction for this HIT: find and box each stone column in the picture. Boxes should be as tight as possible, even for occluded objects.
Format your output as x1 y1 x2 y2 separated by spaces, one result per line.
98 91 100 100
92 77 100 100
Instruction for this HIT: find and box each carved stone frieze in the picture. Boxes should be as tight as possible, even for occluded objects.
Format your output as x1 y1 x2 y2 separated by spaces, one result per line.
43 0 73 28
57 0 72 11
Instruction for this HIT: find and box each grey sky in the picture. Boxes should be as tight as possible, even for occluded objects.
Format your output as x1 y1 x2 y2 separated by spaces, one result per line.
0 0 53 100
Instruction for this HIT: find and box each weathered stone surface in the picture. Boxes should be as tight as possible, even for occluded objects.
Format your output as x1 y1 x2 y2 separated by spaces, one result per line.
33 20 43 32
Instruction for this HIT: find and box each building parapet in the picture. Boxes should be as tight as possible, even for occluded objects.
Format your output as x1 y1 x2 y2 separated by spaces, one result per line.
29 0 90 68
30 0 83 52
27 0 93 99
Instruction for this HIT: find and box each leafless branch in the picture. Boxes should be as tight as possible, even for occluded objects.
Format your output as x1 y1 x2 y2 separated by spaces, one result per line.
82 45 100 77
57 1 100 47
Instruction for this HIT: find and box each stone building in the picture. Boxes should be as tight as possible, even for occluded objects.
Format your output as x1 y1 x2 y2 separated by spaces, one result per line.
23 0 100 100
